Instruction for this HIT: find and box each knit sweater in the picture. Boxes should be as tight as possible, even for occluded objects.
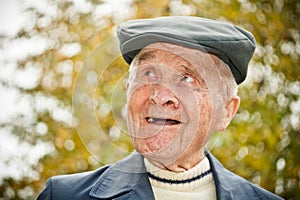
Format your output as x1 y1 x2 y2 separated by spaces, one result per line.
144 157 216 200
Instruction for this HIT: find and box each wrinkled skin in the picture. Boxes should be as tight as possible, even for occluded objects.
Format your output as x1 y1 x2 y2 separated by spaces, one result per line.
126 43 239 172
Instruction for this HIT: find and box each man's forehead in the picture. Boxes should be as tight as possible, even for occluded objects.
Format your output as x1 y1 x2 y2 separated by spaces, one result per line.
136 49 192 67
131 43 216 84
134 51 198 77
135 43 211 65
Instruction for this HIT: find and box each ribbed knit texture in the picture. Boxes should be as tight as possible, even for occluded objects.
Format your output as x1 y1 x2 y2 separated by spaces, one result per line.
144 157 216 200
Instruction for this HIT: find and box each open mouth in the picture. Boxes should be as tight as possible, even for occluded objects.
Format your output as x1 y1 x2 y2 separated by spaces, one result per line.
145 117 181 125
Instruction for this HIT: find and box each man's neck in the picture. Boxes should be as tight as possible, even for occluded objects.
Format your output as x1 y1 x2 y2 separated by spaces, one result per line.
145 148 205 172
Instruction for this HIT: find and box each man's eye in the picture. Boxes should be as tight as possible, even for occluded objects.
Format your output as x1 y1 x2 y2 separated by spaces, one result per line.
181 75 194 83
145 71 155 77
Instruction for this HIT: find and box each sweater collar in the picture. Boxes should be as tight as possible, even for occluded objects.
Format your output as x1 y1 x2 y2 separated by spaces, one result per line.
145 156 213 192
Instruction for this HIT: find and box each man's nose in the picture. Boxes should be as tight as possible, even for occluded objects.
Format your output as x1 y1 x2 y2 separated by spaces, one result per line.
149 86 179 109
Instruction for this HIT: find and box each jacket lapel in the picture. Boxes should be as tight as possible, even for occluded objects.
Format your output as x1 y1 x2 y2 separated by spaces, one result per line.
89 151 155 200
207 150 269 200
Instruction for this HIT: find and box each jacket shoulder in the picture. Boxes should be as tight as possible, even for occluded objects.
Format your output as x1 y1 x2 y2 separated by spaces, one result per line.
37 165 110 200
226 170 283 200
248 182 283 200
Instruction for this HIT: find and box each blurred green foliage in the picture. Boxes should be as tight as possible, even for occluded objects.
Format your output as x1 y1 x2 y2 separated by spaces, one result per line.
0 0 299 199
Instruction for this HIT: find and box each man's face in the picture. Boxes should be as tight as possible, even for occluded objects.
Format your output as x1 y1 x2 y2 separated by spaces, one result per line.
126 43 225 168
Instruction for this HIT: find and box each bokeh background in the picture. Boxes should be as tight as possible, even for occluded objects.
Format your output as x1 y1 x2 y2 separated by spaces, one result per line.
0 0 299 199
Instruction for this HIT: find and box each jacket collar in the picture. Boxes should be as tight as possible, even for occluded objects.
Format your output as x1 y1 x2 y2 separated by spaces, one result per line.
207 151 272 200
89 151 155 199
205 150 235 199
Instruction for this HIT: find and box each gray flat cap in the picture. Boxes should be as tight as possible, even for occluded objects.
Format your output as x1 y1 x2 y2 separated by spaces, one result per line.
117 16 256 84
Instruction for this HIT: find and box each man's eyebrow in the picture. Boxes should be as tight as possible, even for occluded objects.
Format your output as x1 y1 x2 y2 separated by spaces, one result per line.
135 50 157 65
181 64 196 74
176 61 198 76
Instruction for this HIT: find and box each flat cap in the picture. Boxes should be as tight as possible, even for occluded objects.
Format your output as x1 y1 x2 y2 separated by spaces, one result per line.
117 16 256 84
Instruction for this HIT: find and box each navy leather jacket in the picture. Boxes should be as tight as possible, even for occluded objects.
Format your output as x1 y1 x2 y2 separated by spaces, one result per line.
37 151 283 200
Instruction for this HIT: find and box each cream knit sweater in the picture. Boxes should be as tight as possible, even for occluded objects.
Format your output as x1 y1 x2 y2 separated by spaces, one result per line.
144 157 216 200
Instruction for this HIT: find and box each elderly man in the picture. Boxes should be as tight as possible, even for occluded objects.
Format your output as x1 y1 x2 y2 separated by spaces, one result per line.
37 16 282 200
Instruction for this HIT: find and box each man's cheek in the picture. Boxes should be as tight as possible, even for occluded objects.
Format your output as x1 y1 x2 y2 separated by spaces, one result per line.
127 83 151 99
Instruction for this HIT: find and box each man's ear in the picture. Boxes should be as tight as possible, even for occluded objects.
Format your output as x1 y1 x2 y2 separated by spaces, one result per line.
217 96 240 131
